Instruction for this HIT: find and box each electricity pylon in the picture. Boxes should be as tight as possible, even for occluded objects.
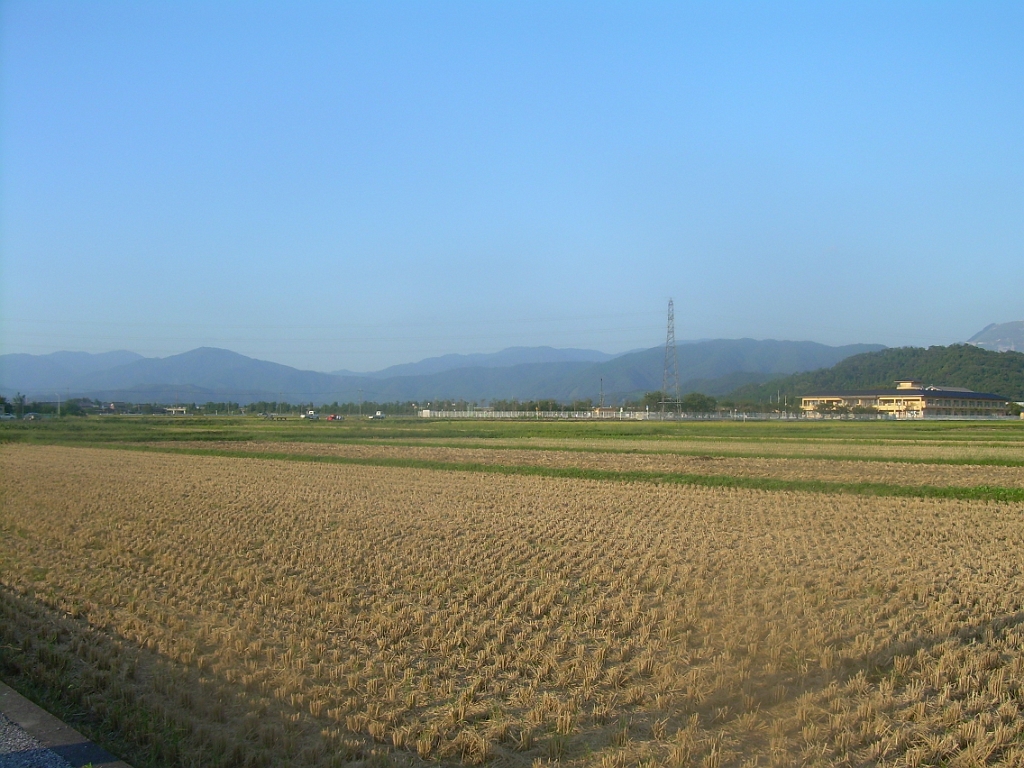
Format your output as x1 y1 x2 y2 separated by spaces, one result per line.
662 298 680 413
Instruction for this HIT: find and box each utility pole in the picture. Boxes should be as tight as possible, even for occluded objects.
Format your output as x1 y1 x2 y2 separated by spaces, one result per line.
600 377 604 408
662 298 680 414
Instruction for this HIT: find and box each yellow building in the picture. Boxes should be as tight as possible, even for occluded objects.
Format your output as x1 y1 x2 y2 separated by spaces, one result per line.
802 380 1011 418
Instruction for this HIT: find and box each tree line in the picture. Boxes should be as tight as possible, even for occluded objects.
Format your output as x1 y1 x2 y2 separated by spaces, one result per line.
0 392 809 418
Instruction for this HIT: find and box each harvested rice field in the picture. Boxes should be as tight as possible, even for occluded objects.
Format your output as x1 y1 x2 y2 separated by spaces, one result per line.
2 418 1024 767
156 440 1024 489
361 437 1024 465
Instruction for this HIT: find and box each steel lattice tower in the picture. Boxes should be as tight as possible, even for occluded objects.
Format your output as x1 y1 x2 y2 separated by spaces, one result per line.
662 298 680 411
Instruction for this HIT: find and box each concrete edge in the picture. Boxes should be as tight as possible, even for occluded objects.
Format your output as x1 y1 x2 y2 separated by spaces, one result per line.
0 681 133 768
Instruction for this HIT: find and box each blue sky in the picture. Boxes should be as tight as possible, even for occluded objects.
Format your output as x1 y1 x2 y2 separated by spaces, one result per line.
2 1 1021 371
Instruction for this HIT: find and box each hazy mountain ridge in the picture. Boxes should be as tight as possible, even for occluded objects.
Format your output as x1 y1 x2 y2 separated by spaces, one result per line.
75 347 342 394
1 340 884 404
968 321 1024 352
555 340 885 401
333 346 617 378
0 350 144 394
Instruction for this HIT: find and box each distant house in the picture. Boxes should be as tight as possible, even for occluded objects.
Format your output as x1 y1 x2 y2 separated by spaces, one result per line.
802 380 1011 418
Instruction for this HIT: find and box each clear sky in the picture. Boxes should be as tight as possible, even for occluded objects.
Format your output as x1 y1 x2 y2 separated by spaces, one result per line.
2 1 1021 372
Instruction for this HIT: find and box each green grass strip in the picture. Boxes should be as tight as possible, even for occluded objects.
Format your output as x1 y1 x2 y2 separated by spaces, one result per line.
4 415 1022 449
264 436 1024 468
80 443 1024 504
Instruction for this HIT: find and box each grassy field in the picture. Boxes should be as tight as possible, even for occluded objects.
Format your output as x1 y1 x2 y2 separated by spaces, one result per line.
2 417 1023 767
3 413 1024 446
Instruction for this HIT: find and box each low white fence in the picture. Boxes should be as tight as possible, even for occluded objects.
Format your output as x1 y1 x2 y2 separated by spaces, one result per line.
418 410 804 420
418 410 1019 421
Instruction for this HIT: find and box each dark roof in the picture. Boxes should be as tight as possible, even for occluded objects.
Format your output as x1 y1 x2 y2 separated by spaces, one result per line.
803 388 1009 401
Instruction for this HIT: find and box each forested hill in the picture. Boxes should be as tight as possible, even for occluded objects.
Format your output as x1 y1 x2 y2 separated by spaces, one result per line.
729 344 1024 402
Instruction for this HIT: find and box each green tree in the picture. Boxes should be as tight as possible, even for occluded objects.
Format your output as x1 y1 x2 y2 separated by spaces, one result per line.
680 392 717 413
815 401 850 416
640 391 665 410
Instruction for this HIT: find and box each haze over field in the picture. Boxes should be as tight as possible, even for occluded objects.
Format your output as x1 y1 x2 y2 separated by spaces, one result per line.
1 3 1021 370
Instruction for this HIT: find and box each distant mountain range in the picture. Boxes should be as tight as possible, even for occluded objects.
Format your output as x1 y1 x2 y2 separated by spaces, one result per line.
731 344 1024 403
0 339 883 405
0 350 145 394
332 347 618 378
968 321 1024 352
